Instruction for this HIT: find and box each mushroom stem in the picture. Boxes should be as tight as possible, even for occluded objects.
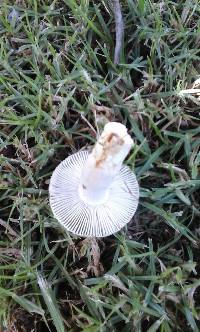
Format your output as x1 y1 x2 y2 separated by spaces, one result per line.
78 122 133 205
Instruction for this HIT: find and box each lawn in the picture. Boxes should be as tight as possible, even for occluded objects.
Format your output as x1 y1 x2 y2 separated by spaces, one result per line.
0 0 200 331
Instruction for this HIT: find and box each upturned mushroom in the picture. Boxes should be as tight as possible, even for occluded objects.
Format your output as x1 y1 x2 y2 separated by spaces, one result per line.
49 122 139 237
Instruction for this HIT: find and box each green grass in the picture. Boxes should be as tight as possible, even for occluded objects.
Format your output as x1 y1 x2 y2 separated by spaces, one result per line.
0 0 200 331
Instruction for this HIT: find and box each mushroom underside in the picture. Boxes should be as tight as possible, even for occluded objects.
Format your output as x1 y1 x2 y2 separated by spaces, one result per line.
49 151 139 237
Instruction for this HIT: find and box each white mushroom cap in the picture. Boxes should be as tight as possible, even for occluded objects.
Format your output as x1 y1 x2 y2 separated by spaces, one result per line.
49 122 139 237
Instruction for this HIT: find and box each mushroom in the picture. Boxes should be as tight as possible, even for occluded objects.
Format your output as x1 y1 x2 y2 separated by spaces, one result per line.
49 122 139 237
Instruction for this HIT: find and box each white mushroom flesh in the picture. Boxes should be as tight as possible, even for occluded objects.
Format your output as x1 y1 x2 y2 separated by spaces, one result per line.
79 122 133 205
